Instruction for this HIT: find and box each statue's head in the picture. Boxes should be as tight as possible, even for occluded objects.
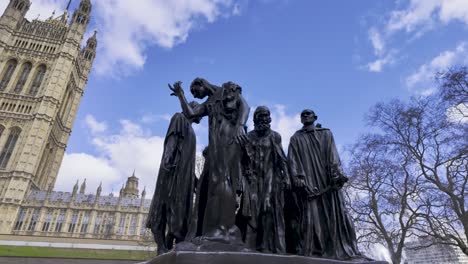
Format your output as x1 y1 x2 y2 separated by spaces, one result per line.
222 81 242 94
190 78 211 99
301 109 317 126
254 106 272 133
188 101 202 124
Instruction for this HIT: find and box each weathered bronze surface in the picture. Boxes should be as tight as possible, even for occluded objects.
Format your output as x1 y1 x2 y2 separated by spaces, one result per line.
143 79 384 263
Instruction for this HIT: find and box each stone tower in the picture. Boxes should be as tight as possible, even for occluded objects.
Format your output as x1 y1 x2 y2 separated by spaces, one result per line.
121 171 140 198
0 0 96 234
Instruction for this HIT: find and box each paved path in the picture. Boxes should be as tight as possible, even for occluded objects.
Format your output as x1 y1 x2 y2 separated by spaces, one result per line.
0 257 140 264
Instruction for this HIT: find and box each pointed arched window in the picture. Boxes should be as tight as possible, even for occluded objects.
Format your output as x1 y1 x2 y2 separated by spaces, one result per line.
0 59 18 91
13 62 32 93
0 125 5 140
0 127 21 169
28 65 46 96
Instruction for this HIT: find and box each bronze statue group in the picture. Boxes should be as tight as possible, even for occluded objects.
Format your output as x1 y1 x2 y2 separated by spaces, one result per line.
145 78 364 261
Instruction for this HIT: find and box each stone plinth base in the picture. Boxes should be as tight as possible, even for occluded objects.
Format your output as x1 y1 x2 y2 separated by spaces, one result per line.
138 251 388 264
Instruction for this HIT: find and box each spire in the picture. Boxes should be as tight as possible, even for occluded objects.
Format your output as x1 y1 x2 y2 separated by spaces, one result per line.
141 187 146 198
95 182 102 203
119 184 124 196
79 178 86 194
86 30 97 48
70 0 91 28
72 180 79 195
96 182 102 195
66 0 72 11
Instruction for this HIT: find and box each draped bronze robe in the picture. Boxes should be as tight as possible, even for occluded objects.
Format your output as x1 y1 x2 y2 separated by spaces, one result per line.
146 112 197 243
287 126 360 259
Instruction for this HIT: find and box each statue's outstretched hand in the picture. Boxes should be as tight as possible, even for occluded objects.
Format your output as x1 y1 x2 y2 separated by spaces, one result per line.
168 81 184 97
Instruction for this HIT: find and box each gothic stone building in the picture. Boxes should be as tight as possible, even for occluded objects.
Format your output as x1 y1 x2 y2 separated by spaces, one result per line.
15 174 152 242
0 0 153 245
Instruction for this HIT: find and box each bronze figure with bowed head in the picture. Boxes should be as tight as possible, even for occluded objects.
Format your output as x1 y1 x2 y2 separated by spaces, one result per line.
146 101 202 255
169 78 249 245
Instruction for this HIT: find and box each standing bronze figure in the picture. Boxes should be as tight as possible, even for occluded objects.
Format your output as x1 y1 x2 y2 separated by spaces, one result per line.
237 106 290 253
287 109 361 259
169 78 249 244
146 102 202 255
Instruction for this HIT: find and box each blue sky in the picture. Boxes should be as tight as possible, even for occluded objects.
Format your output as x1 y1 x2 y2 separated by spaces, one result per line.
1 0 467 200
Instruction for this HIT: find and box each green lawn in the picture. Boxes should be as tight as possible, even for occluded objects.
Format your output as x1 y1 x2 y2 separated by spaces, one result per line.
0 245 156 260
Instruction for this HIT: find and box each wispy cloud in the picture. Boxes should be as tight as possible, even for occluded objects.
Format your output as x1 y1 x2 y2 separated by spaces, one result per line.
368 27 385 56
84 114 108 134
92 0 239 76
406 42 468 94
363 0 468 73
0 0 64 21
0 0 242 76
366 50 397 73
57 115 165 195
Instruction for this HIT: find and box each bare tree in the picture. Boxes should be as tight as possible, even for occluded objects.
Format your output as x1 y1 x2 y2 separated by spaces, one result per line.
437 66 468 120
347 134 424 264
365 95 467 255
347 67 468 259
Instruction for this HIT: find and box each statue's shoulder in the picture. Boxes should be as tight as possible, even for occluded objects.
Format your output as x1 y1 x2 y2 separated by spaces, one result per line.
271 130 282 140
247 130 256 137
291 130 304 139
171 112 186 122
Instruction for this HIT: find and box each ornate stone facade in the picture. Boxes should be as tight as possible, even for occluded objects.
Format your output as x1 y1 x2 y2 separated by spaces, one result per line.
12 174 152 242
405 238 468 264
0 0 97 235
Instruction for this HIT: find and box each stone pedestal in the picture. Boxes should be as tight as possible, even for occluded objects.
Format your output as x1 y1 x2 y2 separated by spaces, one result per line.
138 251 388 264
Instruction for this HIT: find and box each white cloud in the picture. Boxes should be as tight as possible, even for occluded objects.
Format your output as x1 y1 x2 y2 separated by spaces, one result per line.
364 0 468 73
56 118 165 196
56 153 121 194
0 0 65 21
92 0 238 75
387 0 468 34
365 244 392 263
84 114 107 134
364 29 397 73
270 104 301 150
386 0 440 34
406 42 468 94
447 103 468 123
0 0 240 75
368 27 385 56
366 52 397 73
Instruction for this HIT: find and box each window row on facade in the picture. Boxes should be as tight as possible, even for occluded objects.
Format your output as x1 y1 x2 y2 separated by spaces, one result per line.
13 207 149 238
15 39 58 54
0 59 46 96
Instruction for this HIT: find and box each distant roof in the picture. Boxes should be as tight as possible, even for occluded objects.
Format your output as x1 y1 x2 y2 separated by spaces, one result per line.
25 190 151 209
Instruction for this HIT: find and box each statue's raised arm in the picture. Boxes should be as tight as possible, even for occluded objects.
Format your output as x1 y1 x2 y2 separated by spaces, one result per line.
169 81 207 119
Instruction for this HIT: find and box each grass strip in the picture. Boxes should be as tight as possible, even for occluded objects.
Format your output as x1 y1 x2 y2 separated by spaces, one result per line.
0 245 155 260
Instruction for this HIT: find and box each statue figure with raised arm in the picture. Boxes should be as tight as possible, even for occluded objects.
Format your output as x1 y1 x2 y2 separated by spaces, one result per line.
169 78 250 247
